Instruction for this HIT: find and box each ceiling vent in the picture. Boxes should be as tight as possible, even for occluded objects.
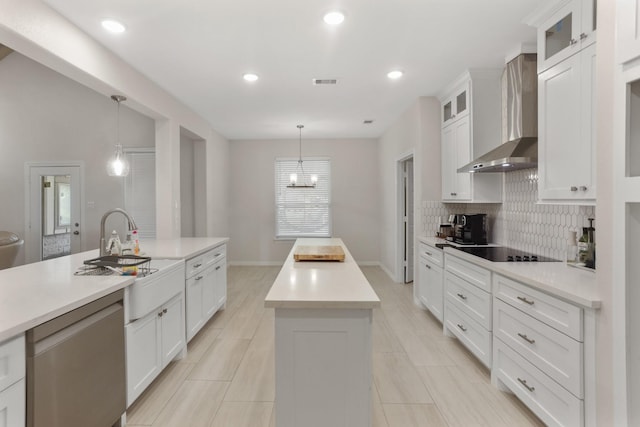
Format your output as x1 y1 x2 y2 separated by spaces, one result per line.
313 79 338 85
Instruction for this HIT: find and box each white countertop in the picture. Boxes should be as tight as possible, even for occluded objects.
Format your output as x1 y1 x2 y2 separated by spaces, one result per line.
264 238 381 309
0 237 229 343
418 236 600 309
141 237 229 259
0 249 133 342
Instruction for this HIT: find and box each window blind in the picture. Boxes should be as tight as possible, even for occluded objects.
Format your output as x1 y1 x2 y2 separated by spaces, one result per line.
275 158 331 239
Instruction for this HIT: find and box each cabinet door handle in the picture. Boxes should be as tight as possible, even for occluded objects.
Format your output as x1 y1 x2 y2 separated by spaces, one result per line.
158 311 163 317
517 333 536 344
195 275 203 281
457 323 467 332
450 192 457 196
570 38 578 46
163 308 168 314
425 251 432 256
214 253 221 257
456 293 467 300
570 186 578 192
579 186 587 191
425 264 431 269
517 378 535 392
517 296 534 305
193 263 202 268
580 32 588 40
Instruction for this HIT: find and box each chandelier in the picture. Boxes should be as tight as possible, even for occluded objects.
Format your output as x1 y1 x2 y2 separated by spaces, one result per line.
287 124 317 188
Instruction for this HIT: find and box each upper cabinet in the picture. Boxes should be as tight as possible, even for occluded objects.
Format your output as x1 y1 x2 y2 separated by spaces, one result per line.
439 71 503 203
528 0 597 204
617 0 640 64
533 0 597 73
441 81 469 127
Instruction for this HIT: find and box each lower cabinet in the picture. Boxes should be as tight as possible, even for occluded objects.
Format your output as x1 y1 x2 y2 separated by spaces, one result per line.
492 273 587 427
0 334 25 427
443 253 492 368
126 292 185 405
417 243 444 322
186 244 227 342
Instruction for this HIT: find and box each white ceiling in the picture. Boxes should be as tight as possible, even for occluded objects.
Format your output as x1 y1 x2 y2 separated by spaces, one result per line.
42 0 543 140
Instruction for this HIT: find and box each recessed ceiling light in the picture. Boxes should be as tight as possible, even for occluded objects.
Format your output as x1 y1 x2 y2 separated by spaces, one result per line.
323 11 345 25
387 70 403 79
243 73 259 82
101 19 126 34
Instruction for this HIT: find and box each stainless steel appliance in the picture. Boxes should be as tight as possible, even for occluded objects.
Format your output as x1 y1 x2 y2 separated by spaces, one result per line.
26 290 126 427
455 246 559 262
453 214 488 245
457 53 538 173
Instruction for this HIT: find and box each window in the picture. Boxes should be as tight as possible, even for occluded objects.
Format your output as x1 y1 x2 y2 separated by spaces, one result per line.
124 148 156 239
275 158 331 239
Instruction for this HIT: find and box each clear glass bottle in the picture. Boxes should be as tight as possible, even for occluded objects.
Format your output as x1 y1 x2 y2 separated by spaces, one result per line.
578 227 588 264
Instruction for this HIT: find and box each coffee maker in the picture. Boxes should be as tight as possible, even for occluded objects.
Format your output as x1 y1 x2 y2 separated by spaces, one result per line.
453 214 488 245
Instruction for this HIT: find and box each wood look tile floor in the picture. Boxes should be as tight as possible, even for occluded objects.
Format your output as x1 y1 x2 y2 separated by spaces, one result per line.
125 266 544 427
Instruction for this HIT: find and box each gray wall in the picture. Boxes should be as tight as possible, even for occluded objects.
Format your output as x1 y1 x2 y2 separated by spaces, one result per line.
0 52 155 265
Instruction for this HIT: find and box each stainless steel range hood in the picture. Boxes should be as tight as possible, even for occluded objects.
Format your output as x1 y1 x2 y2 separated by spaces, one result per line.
458 54 537 173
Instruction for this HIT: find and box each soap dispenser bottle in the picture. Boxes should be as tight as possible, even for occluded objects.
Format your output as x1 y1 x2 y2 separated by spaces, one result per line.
106 230 122 256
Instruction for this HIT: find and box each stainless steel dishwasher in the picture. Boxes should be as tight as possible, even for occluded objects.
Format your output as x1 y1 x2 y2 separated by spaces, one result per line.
26 290 126 427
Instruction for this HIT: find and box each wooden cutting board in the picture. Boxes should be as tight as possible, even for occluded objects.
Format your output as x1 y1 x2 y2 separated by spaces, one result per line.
293 245 345 262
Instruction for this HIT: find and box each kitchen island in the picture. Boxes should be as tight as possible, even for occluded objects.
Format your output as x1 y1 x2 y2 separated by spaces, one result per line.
265 238 380 427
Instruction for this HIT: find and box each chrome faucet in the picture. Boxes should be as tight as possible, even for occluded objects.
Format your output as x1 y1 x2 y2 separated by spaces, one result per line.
99 208 138 256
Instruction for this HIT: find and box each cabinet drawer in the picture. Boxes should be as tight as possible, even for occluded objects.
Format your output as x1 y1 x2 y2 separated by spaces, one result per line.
444 300 491 368
445 255 491 292
203 244 227 267
0 334 25 392
493 339 583 427
127 263 185 321
494 274 583 341
494 299 583 398
445 271 492 330
186 253 206 278
418 242 443 266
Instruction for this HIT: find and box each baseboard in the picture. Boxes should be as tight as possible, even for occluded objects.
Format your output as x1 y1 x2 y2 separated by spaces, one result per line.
227 261 284 266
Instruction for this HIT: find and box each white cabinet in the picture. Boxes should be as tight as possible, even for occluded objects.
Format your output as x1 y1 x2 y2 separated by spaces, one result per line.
538 43 596 202
439 71 503 203
417 243 443 322
126 292 185 405
186 244 227 342
492 273 587 427
617 0 640 64
532 0 596 73
441 81 469 126
441 117 472 201
0 334 25 427
443 253 492 368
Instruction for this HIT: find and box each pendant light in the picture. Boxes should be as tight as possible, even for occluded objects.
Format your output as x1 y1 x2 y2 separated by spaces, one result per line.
287 125 317 188
106 95 130 177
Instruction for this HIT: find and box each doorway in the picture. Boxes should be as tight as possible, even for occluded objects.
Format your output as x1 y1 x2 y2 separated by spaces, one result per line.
398 155 414 283
25 163 83 263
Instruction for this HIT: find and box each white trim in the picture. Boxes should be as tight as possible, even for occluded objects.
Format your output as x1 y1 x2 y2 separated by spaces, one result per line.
24 161 85 264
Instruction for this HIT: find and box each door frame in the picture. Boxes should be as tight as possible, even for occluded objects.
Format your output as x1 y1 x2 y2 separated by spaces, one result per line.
24 161 85 264
396 151 414 284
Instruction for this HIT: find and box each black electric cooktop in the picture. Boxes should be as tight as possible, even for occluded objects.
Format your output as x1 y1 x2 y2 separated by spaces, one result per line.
453 246 560 262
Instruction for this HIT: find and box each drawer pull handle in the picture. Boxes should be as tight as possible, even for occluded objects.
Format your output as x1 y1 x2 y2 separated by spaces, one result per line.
214 253 221 257
163 308 168 314
158 311 163 317
215 266 221 271
517 296 534 305
425 264 431 270
457 323 467 332
425 251 432 256
195 275 204 281
570 186 578 192
193 263 202 268
456 293 467 300
517 377 535 392
517 333 536 344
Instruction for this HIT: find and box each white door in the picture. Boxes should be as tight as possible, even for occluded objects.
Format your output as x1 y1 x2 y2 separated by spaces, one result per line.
124 149 156 239
25 164 82 263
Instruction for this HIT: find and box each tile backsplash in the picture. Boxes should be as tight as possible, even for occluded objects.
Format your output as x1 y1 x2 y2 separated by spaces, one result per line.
420 168 595 261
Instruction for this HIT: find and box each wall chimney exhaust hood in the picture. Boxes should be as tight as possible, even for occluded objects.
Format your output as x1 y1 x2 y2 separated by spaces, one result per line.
458 54 537 173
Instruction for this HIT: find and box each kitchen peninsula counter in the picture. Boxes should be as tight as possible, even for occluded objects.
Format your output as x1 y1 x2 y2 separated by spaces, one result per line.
266 238 380 427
